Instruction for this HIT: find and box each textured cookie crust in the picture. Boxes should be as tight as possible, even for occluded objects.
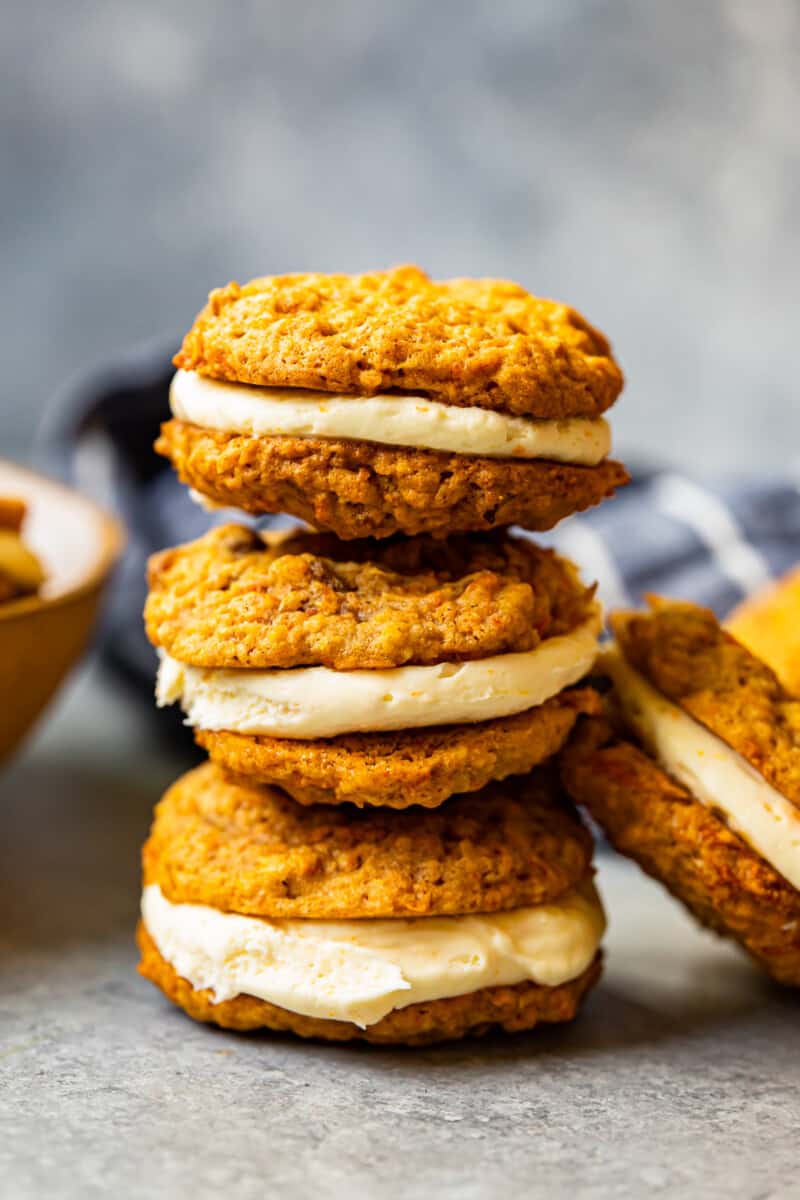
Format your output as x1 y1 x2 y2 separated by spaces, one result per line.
137 924 602 1045
156 421 629 540
174 266 623 420
612 598 800 810
560 718 800 986
145 523 595 671
143 762 594 919
198 688 602 809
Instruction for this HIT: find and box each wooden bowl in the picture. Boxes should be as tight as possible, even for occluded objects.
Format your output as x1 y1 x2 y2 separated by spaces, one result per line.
0 460 125 763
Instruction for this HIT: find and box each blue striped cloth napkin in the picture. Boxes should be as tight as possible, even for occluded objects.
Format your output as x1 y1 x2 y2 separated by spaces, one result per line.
541 467 800 620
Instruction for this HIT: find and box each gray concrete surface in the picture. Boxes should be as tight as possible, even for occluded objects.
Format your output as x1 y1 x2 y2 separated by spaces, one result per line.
2 1 800 472
1 662 797 1199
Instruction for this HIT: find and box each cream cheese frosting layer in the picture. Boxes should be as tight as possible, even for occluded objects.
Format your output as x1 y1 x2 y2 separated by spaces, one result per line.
141 882 605 1028
170 369 612 464
156 610 602 739
605 646 800 892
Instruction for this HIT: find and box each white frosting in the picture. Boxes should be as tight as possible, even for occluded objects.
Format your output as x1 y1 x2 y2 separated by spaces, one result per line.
142 882 605 1028
606 646 800 891
170 369 611 464
156 610 602 739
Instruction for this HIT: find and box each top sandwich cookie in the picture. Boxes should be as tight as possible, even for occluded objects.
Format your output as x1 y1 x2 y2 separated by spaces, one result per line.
158 266 628 538
146 524 603 807
560 597 800 986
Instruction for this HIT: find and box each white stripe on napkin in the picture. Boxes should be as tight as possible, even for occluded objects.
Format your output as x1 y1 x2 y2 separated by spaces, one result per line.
651 473 772 598
552 517 631 613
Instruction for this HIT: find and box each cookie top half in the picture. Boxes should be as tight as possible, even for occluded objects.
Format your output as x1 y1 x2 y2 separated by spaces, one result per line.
143 762 593 919
610 598 800 809
145 523 596 671
174 265 623 420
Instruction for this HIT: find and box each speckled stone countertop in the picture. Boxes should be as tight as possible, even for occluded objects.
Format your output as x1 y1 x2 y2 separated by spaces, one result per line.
1 663 796 1199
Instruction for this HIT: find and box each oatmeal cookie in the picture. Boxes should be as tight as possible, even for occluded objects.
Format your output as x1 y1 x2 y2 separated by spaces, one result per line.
137 922 602 1045
145 523 596 671
611 598 800 809
560 717 800 986
198 687 601 808
156 422 628 540
174 266 623 419
143 762 594 920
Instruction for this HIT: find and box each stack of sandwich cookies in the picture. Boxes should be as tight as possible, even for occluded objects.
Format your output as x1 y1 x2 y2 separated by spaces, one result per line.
158 266 628 538
139 266 626 1042
137 764 605 1044
561 598 800 986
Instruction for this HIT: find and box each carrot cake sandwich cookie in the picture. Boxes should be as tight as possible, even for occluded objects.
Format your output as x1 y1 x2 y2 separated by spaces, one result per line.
137 762 606 1044
157 266 629 539
560 597 800 986
145 523 604 809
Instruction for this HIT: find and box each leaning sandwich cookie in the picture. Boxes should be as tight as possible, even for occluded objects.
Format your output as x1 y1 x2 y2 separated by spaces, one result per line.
156 266 629 539
145 524 604 807
560 597 800 986
137 763 605 1044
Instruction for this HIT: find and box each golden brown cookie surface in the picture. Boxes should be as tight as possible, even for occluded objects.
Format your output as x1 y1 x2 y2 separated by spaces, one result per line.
198 688 602 809
156 421 628 540
174 266 622 420
145 523 595 671
612 598 800 810
143 763 593 920
137 923 602 1044
560 717 800 986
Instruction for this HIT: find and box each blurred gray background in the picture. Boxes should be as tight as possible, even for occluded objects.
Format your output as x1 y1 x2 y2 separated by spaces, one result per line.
2 0 798 471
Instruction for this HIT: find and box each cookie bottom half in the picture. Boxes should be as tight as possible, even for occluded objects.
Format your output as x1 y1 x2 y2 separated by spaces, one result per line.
137 924 602 1045
561 719 800 986
156 420 629 539
197 689 600 809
